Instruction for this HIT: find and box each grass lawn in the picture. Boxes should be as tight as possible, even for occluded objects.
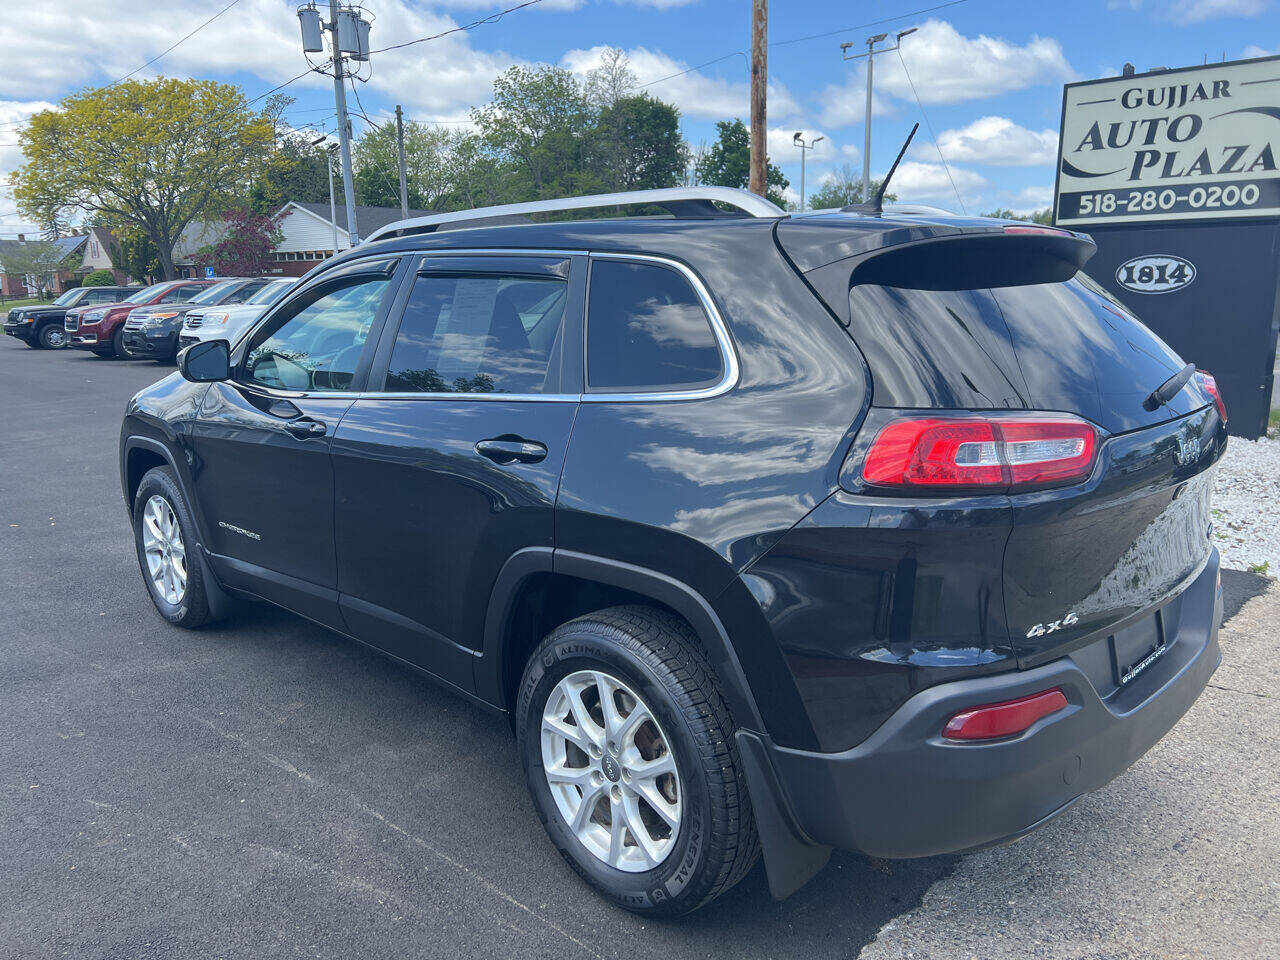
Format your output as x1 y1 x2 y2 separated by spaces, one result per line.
2 298 54 310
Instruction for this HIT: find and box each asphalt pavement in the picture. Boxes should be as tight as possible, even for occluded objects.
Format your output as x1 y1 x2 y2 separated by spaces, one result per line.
1 338 1275 959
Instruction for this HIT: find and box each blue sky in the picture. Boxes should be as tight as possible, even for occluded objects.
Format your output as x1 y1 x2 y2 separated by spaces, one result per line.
1 0 1277 230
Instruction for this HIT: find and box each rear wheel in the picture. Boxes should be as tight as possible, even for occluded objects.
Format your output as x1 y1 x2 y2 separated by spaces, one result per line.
37 323 67 349
111 326 136 359
517 605 758 916
132 466 212 628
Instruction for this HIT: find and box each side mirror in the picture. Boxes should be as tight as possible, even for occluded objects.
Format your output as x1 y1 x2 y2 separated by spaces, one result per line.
179 339 231 382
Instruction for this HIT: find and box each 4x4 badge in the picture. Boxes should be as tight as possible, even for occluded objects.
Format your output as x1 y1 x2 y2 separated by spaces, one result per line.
1026 611 1079 639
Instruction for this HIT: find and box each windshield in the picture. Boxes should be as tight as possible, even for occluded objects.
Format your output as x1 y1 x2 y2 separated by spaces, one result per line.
190 280 243 305
52 288 83 306
127 283 171 304
248 280 295 306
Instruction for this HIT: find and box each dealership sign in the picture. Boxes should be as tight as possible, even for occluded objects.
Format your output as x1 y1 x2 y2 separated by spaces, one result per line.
1114 254 1196 294
1054 55 1280 226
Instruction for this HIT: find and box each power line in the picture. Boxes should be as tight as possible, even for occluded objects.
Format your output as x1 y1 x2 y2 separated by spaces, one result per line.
894 47 966 214
113 0 247 85
367 0 547 55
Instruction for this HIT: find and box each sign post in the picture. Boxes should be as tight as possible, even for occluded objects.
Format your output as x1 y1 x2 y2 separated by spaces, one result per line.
1054 55 1280 438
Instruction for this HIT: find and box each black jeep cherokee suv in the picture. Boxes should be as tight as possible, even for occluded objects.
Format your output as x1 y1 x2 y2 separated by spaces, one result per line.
119 188 1226 915
5 284 140 348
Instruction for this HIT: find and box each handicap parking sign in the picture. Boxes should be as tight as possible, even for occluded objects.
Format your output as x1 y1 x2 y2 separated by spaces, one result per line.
204 266 215 278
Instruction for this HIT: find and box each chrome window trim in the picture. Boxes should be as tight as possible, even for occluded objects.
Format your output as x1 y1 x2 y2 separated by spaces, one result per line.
580 252 739 403
231 249 738 405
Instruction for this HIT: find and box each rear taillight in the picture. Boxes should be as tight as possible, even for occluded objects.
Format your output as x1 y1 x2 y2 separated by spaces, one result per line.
862 415 1098 491
1194 370 1226 423
943 688 1068 741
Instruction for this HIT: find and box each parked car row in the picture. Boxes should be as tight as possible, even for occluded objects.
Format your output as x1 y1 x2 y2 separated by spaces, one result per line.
3 277 296 361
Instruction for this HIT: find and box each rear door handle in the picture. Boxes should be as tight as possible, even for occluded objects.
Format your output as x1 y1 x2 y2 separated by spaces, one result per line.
475 438 547 464
284 417 327 439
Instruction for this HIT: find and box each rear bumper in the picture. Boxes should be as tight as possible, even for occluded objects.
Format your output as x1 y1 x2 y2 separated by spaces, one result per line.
122 328 178 357
750 550 1222 861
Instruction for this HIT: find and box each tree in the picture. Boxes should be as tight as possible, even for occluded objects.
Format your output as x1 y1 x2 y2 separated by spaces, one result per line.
593 95 688 191
694 119 789 207
104 223 160 284
192 207 283 278
0 239 70 296
250 132 334 214
584 47 638 109
12 78 276 279
353 121 460 210
807 165 897 209
981 207 1053 224
82 269 116 286
472 65 602 201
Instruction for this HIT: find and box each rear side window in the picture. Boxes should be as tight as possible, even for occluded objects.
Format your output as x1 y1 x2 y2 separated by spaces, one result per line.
161 284 207 304
586 259 722 392
384 268 568 395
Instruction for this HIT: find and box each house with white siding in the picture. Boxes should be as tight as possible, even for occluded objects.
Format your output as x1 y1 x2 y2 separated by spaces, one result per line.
270 202 438 276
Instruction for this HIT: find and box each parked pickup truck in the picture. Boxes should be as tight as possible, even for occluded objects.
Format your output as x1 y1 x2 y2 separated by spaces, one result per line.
66 279 217 359
5 285 140 349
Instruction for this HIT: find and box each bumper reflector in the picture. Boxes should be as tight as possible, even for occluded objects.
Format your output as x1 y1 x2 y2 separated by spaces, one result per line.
943 688 1068 741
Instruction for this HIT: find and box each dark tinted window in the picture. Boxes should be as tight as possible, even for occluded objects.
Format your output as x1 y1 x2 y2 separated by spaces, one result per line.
85 289 120 304
586 259 722 391
160 283 208 304
223 279 270 304
384 270 567 394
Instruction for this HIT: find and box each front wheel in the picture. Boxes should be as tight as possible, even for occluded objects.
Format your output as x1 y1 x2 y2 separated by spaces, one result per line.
517 606 759 916
132 466 213 628
37 323 67 349
111 326 136 359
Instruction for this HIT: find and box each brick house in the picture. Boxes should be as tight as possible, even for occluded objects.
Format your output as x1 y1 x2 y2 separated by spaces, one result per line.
0 234 91 297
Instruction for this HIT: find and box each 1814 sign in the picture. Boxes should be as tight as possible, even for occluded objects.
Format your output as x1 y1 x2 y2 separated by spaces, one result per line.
1054 56 1280 226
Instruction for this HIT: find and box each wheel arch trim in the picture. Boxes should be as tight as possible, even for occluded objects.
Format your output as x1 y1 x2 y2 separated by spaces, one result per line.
478 547 766 734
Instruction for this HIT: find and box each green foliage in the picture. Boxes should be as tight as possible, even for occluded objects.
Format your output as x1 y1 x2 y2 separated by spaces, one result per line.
806 166 896 210
693 119 789 208
103 223 160 284
981 207 1053 224
354 121 461 210
12 78 276 279
594 95 688 191
82 269 116 286
0 238 68 292
250 133 334 213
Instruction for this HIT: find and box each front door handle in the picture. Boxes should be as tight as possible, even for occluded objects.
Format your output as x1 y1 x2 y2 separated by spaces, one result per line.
284 417 327 439
475 437 547 465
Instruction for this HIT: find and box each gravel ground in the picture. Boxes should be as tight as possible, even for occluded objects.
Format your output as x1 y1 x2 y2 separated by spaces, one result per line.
1212 434 1280 574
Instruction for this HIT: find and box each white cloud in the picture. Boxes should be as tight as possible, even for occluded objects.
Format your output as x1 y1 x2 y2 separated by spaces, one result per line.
1168 0 1270 23
935 116 1058 167
816 67 895 128
562 45 802 122
890 160 987 204
1243 44 1276 57
868 19 1076 107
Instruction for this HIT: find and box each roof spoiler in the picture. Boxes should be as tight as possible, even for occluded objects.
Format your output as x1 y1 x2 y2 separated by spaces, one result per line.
848 226 1097 291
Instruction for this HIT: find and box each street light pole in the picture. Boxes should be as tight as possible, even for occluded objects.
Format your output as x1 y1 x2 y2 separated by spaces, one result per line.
311 135 340 257
792 132 824 210
842 27 916 204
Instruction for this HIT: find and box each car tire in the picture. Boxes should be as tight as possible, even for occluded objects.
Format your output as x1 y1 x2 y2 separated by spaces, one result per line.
37 323 67 349
516 605 759 916
111 327 136 359
132 466 213 629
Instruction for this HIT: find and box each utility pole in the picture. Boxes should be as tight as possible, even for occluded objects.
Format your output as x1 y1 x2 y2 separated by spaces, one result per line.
749 0 767 198
329 0 359 245
792 132 824 210
395 104 409 219
299 3 368 246
842 27 916 204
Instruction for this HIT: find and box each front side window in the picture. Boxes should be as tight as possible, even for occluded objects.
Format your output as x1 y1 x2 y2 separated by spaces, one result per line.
242 275 392 392
586 259 722 392
383 269 568 394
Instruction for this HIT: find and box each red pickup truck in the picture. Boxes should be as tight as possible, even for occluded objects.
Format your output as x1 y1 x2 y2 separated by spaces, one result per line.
66 279 216 358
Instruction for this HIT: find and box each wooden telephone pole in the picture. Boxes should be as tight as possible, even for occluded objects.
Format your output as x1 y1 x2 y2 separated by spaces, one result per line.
749 0 767 197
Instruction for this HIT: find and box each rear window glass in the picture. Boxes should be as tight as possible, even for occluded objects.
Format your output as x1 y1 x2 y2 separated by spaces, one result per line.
586 259 722 392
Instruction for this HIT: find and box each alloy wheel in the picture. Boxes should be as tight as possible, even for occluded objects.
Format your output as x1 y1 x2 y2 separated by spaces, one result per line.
42 326 67 348
541 669 682 872
141 495 187 605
